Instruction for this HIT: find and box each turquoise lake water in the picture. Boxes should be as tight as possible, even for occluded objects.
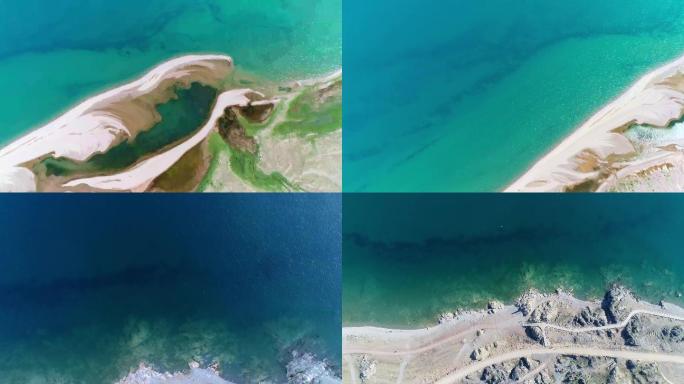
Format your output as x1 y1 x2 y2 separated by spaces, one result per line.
0 195 341 383
343 194 684 328
343 0 684 191
0 0 341 145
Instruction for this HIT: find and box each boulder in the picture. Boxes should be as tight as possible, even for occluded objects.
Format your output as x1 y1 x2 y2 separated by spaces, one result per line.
487 300 504 314
572 307 608 327
358 355 376 383
602 286 632 323
509 357 532 381
481 364 507 384
622 316 643 347
661 325 684 343
529 301 559 323
525 326 548 346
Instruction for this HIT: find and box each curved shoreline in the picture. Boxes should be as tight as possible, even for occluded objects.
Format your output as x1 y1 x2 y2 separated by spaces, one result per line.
0 54 234 192
507 52 684 192
0 53 342 192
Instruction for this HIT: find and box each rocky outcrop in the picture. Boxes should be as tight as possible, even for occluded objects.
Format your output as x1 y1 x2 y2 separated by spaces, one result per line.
525 326 548 346
529 301 559 323
602 286 633 323
509 357 534 381
116 363 232 384
439 312 456 324
622 315 644 347
516 289 544 316
471 346 491 361
572 306 608 327
487 301 504 314
626 360 662 384
661 325 684 343
358 355 376 383
480 364 507 384
217 107 258 154
286 351 338 384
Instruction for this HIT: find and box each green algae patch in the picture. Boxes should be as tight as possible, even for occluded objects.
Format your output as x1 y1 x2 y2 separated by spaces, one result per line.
198 132 298 192
274 79 341 137
228 147 298 192
197 133 228 192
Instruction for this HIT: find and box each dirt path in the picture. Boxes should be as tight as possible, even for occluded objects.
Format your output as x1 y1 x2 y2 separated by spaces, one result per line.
433 348 684 384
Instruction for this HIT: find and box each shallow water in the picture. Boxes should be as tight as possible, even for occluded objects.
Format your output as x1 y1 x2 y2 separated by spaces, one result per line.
0 194 341 383
0 0 341 145
343 0 684 191
343 194 684 328
40 83 217 177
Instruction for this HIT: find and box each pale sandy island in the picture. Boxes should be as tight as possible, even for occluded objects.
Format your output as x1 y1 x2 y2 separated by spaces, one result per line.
0 54 234 192
62 91 274 191
343 287 684 383
507 53 684 192
0 55 341 192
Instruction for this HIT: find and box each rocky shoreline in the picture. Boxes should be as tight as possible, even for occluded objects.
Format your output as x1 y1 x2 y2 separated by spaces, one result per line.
343 286 684 384
117 350 341 384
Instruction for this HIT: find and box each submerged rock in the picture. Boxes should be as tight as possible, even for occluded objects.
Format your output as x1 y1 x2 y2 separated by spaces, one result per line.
116 363 233 384
286 351 339 384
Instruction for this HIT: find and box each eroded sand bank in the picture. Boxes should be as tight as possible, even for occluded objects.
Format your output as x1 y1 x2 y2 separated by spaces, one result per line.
508 53 684 192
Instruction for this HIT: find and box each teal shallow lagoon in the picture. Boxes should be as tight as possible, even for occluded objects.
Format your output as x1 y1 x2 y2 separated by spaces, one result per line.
0 0 341 145
344 0 684 191
343 194 684 328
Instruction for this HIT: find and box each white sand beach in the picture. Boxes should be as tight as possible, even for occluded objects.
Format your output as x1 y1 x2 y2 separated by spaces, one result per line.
508 53 684 192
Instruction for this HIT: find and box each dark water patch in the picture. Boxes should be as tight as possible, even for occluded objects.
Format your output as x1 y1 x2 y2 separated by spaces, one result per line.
343 194 684 327
0 194 341 383
40 82 217 178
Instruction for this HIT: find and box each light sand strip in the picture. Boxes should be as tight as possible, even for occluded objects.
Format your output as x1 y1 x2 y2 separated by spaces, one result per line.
0 54 233 191
507 53 684 192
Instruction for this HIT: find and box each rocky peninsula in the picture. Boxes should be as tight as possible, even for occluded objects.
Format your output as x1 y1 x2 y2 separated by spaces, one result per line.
343 286 684 383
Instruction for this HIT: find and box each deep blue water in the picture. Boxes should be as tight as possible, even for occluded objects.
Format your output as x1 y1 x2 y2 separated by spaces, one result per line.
0 194 341 383
344 194 684 327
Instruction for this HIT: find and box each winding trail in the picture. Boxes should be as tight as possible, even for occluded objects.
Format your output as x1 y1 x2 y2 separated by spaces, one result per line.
433 348 684 384
345 309 684 383
523 309 684 333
